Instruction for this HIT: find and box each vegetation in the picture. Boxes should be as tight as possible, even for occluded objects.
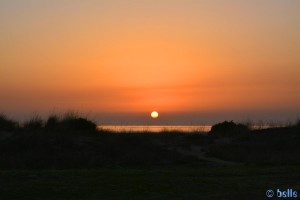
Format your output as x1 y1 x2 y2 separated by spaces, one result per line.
209 120 249 137
0 114 18 131
0 114 300 169
23 115 44 130
1 166 300 200
1 113 300 199
296 119 300 129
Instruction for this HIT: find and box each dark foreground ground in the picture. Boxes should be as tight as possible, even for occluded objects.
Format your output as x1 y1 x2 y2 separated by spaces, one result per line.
1 116 300 199
1 165 300 200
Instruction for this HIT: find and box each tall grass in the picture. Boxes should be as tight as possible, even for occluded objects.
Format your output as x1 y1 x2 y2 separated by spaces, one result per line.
1 112 97 134
23 115 44 130
296 119 300 129
0 112 299 168
0 114 18 131
57 112 97 132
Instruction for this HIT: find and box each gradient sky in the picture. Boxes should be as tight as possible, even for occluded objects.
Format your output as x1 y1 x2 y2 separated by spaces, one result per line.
1 0 300 125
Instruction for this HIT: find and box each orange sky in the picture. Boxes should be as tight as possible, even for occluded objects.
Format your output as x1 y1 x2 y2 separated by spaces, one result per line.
1 0 300 124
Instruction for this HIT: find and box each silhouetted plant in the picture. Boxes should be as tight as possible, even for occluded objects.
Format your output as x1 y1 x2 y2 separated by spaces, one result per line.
0 115 300 169
59 113 97 132
210 121 249 137
296 120 300 129
0 114 18 131
45 115 59 130
23 116 44 130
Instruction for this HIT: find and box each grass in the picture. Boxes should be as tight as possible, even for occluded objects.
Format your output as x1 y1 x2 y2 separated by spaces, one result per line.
23 115 44 130
0 114 18 131
0 165 299 200
0 114 300 168
1 113 300 199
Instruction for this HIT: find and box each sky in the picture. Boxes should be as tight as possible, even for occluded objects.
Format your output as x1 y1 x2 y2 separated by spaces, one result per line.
1 0 300 125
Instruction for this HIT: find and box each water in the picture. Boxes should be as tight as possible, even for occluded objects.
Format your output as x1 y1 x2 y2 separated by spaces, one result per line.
97 125 280 133
98 125 211 133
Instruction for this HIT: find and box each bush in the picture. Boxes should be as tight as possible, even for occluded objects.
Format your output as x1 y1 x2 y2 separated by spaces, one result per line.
59 113 97 132
23 116 44 130
296 120 300 129
45 115 59 130
0 114 18 131
210 121 249 137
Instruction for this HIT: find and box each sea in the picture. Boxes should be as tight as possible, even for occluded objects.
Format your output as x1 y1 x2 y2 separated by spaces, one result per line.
98 125 212 133
97 125 278 133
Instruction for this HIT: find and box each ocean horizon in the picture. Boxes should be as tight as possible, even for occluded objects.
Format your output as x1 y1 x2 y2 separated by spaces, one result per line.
98 125 211 133
97 125 280 133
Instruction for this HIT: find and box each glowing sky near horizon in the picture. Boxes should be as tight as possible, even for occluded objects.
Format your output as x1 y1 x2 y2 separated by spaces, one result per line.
1 0 300 124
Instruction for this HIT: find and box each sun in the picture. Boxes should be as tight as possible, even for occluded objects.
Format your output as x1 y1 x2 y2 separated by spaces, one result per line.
151 111 159 119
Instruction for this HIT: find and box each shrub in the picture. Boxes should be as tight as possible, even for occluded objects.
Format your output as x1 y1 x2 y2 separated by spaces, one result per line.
45 115 59 130
296 120 300 129
59 113 97 132
0 114 18 131
210 121 249 137
23 116 44 130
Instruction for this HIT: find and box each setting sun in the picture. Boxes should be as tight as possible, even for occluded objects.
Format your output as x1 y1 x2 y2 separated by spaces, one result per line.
0 0 299 124
151 111 159 119
0 1 299 198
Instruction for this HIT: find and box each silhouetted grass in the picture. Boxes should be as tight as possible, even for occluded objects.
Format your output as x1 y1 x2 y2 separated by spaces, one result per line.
23 115 44 130
207 126 300 164
0 113 300 169
0 114 18 131
209 120 249 137
59 114 97 132
45 115 59 130
1 113 299 200
22 112 98 133
296 119 300 129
